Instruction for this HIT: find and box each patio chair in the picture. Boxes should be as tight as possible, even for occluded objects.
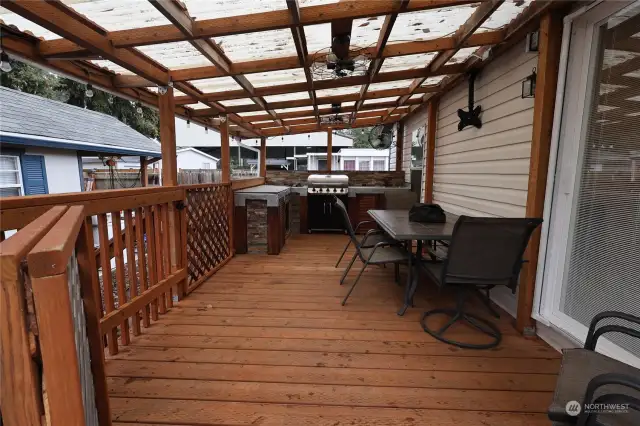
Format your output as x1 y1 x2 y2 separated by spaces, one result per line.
334 216 393 268
333 197 408 306
548 311 640 426
418 216 542 349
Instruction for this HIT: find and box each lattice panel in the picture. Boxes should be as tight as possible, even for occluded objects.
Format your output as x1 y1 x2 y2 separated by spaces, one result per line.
185 184 232 288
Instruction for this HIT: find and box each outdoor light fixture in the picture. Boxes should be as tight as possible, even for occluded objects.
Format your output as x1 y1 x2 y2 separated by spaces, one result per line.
85 83 94 98
0 51 12 73
522 68 537 98
525 30 540 52
136 102 143 115
157 85 168 95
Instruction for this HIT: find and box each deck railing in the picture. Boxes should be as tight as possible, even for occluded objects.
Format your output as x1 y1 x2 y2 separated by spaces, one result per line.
0 181 247 425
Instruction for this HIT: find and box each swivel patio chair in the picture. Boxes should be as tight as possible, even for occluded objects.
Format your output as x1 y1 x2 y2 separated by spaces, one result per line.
548 311 640 426
417 215 542 349
333 197 408 306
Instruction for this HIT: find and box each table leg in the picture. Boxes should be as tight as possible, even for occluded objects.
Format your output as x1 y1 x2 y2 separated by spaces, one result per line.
397 239 415 316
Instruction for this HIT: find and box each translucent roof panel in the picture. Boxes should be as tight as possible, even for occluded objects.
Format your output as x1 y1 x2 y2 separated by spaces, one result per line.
274 106 318 114
264 92 310 103
410 93 425 100
238 111 269 117
446 47 480 65
190 102 213 110
219 98 255 107
191 77 243 93
351 16 384 48
379 53 437 73
61 0 171 31
214 29 296 62
90 60 132 75
183 0 288 20
421 76 447 86
478 0 533 32
305 23 332 57
364 96 399 105
137 42 211 70
0 9 60 39
387 4 479 44
367 80 415 91
316 86 362 98
245 68 307 87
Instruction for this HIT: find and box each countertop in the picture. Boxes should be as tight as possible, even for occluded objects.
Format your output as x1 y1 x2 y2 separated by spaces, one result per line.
234 185 291 207
289 185 412 197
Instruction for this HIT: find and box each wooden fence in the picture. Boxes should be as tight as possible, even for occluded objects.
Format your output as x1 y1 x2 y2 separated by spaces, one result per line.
0 180 259 425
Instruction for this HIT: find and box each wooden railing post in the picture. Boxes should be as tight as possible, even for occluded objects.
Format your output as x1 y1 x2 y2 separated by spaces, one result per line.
327 129 333 172
395 121 404 172
159 87 177 187
28 206 88 426
75 217 112 426
424 99 439 203
259 136 267 178
0 206 66 426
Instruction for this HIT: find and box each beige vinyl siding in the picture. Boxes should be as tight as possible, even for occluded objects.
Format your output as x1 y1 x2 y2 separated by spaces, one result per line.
433 39 537 218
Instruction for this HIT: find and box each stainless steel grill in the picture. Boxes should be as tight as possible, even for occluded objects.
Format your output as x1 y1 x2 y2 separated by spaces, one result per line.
307 174 349 194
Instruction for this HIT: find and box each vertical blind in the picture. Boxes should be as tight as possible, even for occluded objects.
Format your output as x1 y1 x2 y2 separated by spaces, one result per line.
561 11 640 356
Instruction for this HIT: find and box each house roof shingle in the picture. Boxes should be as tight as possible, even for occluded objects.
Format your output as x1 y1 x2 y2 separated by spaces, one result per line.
0 87 161 156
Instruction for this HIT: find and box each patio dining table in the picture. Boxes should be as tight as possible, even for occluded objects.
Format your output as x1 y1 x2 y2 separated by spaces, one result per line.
368 209 457 315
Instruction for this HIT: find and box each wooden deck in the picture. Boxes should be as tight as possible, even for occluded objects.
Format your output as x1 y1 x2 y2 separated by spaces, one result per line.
105 234 560 426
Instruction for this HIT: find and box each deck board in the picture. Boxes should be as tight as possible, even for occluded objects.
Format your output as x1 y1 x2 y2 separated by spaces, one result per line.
106 234 559 425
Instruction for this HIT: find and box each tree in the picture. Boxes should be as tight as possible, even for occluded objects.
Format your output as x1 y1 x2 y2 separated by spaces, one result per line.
336 127 373 148
1 59 160 139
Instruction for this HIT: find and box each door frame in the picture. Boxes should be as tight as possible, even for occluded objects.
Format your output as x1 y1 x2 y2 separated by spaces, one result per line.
534 0 640 367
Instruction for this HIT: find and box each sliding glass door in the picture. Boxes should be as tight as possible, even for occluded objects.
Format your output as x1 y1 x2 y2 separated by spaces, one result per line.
542 0 640 365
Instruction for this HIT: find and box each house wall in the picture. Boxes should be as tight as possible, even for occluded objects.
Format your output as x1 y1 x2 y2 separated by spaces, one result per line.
402 106 429 186
432 39 537 218
25 147 82 193
416 40 538 317
176 149 218 170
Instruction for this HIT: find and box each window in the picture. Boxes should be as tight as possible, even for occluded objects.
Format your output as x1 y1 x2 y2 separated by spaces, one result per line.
202 162 211 169
343 160 356 171
0 155 24 197
373 160 386 171
358 160 370 171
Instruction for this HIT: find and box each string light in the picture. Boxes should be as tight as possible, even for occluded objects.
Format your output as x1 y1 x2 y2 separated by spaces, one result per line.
85 83 94 98
1 51 12 73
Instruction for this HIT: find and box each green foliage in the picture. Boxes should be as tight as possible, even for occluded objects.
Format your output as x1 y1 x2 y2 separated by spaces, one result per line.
1 59 159 139
336 127 374 148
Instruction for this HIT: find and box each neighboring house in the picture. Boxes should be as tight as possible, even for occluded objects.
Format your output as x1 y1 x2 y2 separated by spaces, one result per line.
174 118 353 170
0 87 161 196
305 148 390 172
154 147 219 171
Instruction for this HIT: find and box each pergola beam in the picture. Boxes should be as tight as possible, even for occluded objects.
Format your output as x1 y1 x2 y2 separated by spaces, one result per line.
38 0 480 57
261 115 402 137
287 0 320 123
111 31 502 88
352 0 410 123
150 0 269 135
384 0 503 119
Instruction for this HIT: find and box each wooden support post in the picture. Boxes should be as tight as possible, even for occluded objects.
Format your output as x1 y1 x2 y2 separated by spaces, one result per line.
158 87 177 186
259 136 267 178
327 129 333 172
395 121 404 172
424 99 438 203
139 156 148 187
220 115 231 183
516 11 563 334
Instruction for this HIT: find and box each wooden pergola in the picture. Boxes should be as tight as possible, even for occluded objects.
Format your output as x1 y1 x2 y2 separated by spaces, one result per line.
1 0 558 141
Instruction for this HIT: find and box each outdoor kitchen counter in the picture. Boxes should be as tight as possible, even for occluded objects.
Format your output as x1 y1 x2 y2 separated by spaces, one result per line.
234 185 290 255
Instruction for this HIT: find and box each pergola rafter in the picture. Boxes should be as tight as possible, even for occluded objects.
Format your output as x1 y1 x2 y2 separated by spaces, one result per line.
0 0 556 138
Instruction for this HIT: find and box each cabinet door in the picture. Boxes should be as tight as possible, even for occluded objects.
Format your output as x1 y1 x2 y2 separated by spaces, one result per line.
355 194 381 233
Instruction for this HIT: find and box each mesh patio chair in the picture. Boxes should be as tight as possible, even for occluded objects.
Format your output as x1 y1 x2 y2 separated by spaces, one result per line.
333 197 409 306
548 311 640 426
417 216 542 349
334 217 393 268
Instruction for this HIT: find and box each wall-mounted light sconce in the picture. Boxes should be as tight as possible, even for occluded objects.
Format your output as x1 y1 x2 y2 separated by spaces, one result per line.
525 30 539 52
522 68 536 99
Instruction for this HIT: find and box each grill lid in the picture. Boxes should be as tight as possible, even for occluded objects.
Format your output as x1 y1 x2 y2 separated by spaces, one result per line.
307 174 349 187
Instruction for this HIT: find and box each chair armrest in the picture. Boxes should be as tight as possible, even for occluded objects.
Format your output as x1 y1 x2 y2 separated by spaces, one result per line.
577 392 640 426
585 311 640 351
354 220 377 234
360 229 385 247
